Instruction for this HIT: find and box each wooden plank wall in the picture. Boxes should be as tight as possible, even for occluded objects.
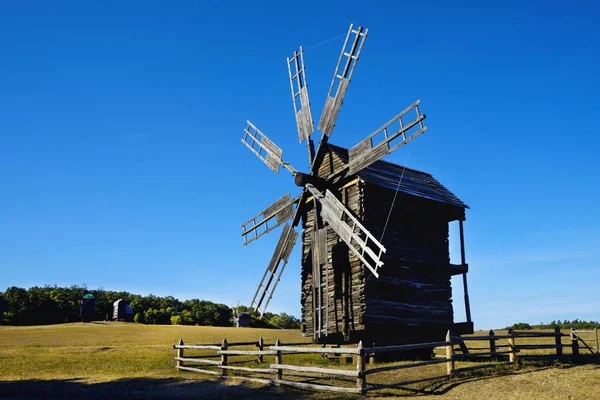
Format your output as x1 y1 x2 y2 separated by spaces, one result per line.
300 149 366 339
361 183 461 333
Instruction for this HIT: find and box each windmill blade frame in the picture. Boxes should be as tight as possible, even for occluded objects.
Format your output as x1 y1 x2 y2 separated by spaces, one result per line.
242 121 297 175
250 223 299 316
288 47 315 144
241 193 299 245
317 24 368 137
343 100 427 177
305 184 386 277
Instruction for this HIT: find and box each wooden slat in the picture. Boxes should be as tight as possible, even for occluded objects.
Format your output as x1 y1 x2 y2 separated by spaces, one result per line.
364 341 453 354
270 363 359 377
174 357 221 365
305 184 385 277
218 350 278 356
241 194 296 245
270 345 360 355
364 359 447 375
274 379 362 394
176 365 221 376
251 224 299 315
317 24 367 137
174 344 221 350
516 344 560 350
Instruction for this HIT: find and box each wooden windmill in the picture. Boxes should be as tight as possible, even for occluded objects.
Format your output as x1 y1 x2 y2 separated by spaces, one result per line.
241 24 473 345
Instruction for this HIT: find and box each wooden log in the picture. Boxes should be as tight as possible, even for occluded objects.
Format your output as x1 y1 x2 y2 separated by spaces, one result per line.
258 337 264 364
489 330 497 358
364 340 453 354
270 345 360 355
270 363 358 377
275 339 282 380
176 365 221 376
517 344 561 350
174 344 222 350
176 338 184 368
364 358 447 375
174 357 221 365
356 341 366 394
453 350 515 358
571 329 579 357
508 328 517 364
221 338 228 377
555 326 563 356
219 350 278 356
446 330 454 375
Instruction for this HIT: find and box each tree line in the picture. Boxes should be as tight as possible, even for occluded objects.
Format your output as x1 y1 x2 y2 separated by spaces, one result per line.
0 285 300 329
509 319 600 331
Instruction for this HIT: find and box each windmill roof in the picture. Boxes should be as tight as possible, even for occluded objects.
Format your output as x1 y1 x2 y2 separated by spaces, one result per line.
327 144 468 209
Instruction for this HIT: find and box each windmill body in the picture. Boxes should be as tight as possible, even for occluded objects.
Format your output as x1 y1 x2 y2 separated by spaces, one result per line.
240 24 473 346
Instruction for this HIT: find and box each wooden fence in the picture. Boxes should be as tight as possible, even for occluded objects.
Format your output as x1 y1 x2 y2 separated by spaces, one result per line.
173 328 598 395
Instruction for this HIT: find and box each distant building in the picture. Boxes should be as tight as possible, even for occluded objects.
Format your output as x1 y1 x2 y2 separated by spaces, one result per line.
234 311 250 328
113 299 134 322
79 293 96 323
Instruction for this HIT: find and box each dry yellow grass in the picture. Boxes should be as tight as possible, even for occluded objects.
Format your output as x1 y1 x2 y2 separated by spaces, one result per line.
0 323 599 399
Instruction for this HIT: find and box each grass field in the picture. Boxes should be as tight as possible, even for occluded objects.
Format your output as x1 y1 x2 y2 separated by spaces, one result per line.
0 323 599 399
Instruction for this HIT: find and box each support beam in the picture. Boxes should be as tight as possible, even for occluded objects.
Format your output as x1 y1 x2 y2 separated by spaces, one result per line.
459 220 472 323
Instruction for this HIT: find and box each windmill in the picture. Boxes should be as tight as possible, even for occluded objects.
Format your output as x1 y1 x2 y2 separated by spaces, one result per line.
241 24 472 344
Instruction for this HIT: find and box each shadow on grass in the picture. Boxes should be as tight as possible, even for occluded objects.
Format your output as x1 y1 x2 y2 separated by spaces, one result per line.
0 377 340 400
367 358 600 398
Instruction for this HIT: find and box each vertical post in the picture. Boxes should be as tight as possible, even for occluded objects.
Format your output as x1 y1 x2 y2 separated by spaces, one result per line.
445 330 455 375
257 337 264 364
555 326 563 357
508 328 517 364
595 328 599 357
275 339 282 381
571 329 579 358
176 338 184 368
356 341 366 394
458 220 472 323
221 338 228 376
489 330 497 359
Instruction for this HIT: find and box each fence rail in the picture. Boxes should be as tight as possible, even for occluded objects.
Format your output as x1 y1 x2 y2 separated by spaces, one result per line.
173 327 598 394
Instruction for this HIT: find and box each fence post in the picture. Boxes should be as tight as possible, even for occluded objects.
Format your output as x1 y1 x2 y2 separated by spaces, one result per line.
221 338 228 376
508 328 517 365
445 330 455 375
275 339 282 381
356 340 366 394
176 338 184 368
489 330 497 359
595 328 599 357
257 337 264 364
571 329 579 358
555 326 563 357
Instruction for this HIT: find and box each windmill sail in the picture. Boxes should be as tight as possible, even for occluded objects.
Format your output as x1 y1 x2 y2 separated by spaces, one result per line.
345 100 427 176
242 121 297 174
251 223 299 316
306 184 385 277
241 193 298 245
318 24 368 137
288 47 314 143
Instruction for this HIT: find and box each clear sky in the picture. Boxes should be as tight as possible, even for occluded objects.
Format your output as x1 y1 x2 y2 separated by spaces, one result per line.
1 1 599 330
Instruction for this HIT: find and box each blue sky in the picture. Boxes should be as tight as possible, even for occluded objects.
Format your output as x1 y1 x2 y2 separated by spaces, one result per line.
1 1 599 330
